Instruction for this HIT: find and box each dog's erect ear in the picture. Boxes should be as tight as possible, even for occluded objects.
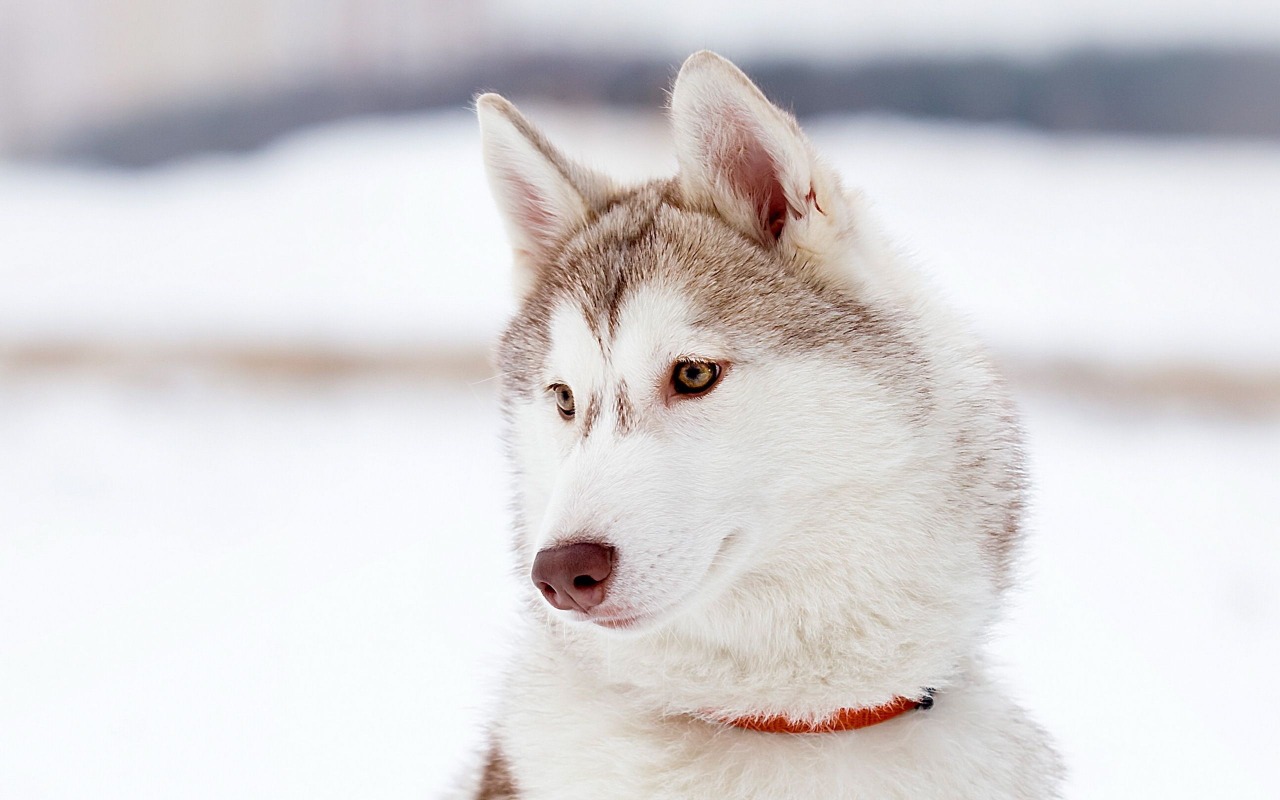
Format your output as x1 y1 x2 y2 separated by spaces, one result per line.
670 51 840 252
477 93 612 297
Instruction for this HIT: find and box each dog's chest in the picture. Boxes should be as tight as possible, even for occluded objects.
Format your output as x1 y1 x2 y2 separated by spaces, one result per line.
499 714 1001 799
493 657 1054 800
502 718 898 799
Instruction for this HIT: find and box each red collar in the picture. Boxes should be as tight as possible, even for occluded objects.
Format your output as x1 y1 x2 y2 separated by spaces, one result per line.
716 690 934 734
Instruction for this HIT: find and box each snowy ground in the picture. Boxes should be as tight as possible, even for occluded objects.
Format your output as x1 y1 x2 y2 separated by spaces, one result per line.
0 378 516 799
1 111 1278 798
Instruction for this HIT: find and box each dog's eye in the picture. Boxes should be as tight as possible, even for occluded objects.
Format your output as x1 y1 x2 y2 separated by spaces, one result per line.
671 360 721 396
550 384 575 419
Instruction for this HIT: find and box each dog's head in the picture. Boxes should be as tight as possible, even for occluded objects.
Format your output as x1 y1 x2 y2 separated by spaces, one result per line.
478 53 1020 688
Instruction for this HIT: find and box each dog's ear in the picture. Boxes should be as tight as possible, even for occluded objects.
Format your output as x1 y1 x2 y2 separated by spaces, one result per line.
670 52 844 256
477 94 612 298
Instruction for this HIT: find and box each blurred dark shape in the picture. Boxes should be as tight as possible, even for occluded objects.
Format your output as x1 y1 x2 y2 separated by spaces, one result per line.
40 48 1280 168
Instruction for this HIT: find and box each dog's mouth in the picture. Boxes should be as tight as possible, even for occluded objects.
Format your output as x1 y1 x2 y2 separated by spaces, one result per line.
539 529 748 633
562 601 655 631
590 613 647 630
586 531 746 632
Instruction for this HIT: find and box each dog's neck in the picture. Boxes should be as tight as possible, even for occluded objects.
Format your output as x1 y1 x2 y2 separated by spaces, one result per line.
547 578 982 723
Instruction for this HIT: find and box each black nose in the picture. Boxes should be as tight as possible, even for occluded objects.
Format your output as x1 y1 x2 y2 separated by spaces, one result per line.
531 542 615 612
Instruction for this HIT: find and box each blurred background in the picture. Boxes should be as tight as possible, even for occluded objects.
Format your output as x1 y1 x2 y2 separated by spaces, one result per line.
1 1 1277 798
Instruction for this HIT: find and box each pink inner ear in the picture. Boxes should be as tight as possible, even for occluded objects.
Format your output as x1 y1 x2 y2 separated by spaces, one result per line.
711 109 792 241
504 168 558 244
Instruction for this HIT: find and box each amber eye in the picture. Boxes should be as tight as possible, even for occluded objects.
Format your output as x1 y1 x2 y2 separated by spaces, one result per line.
550 384 575 419
671 360 721 395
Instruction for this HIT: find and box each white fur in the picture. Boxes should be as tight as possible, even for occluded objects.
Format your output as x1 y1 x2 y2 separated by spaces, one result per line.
465 51 1061 799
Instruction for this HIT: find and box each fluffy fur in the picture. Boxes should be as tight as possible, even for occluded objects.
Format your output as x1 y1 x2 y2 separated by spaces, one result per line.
457 51 1061 799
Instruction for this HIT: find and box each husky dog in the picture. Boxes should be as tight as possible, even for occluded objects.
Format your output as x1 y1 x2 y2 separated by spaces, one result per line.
462 51 1061 799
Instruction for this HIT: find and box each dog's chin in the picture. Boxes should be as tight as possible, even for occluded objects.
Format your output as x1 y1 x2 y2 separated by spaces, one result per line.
588 613 653 633
560 599 682 635
550 607 663 636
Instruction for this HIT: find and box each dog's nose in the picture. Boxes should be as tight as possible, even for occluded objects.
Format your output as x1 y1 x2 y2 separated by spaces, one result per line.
531 542 615 612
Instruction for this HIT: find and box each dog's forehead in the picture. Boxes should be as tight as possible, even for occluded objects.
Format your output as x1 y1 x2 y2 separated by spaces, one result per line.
499 181 905 399
545 281 703 379
547 187 783 339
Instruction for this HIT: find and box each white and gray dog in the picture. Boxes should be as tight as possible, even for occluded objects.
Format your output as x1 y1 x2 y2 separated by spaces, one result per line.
457 51 1061 799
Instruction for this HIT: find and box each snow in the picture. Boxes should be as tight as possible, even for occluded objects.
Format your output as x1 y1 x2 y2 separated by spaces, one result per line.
2 111 1278 798
995 395 1280 797
0 378 518 799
